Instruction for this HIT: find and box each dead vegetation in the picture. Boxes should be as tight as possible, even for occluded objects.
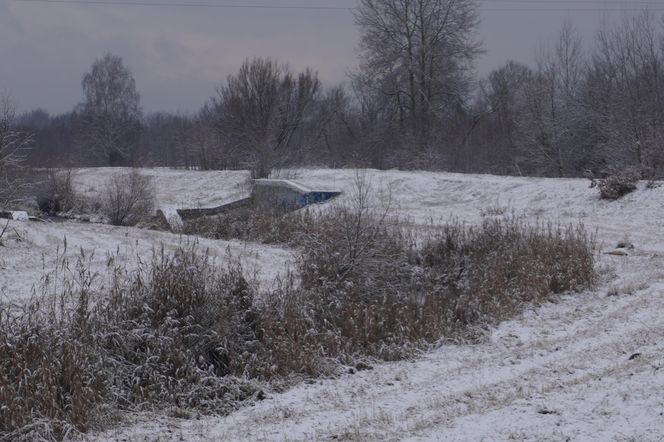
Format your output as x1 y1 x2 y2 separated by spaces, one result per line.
33 169 155 225
0 245 263 441
37 169 78 214
103 169 155 226
0 183 597 440
183 204 313 245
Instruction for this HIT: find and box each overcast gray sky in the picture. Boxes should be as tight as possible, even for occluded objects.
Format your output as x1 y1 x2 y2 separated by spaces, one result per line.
0 0 652 114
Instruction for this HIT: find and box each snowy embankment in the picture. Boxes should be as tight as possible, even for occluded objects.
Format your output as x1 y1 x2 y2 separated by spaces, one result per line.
2 168 663 440
72 167 253 210
0 222 293 303
294 169 664 251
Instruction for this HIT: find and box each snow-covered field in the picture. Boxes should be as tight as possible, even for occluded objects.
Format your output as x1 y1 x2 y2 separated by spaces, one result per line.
0 221 294 303
72 167 252 210
2 168 664 440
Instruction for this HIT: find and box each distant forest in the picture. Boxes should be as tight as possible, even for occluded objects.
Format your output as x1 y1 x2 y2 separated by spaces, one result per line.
7 1 664 179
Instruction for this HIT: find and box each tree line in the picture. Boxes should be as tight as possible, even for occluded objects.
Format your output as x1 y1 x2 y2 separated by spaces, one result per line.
5 1 664 179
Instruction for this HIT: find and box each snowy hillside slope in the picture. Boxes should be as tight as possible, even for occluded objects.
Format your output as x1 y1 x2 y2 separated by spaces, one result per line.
71 168 252 210
292 169 664 252
0 221 294 303
2 168 663 440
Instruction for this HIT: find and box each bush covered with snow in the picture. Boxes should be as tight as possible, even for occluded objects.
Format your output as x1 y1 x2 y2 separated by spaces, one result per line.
592 167 640 200
36 169 78 214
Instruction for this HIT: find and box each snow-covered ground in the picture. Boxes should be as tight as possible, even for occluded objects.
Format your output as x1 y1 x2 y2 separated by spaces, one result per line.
72 167 252 210
0 221 294 303
2 168 664 440
293 169 664 252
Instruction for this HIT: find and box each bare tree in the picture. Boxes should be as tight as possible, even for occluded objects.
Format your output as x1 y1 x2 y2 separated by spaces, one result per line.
354 0 482 162
0 95 32 208
213 58 321 178
469 15 664 178
308 86 358 167
79 52 142 166
349 71 405 168
471 60 533 173
517 22 587 176
585 12 664 175
187 104 231 170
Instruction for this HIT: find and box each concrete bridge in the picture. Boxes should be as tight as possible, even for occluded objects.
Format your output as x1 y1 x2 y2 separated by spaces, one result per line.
158 179 341 231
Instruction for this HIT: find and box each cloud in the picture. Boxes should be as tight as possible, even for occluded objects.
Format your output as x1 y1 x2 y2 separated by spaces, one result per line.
1 0 359 113
1 0 614 114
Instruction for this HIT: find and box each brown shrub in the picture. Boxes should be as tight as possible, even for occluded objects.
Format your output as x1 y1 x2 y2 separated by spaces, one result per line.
103 170 155 226
184 204 314 245
592 167 640 200
270 208 597 365
418 219 596 325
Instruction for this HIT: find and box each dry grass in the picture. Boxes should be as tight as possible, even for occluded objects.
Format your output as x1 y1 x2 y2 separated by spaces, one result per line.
0 318 104 441
0 245 263 441
264 212 596 367
417 218 596 325
183 204 315 245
